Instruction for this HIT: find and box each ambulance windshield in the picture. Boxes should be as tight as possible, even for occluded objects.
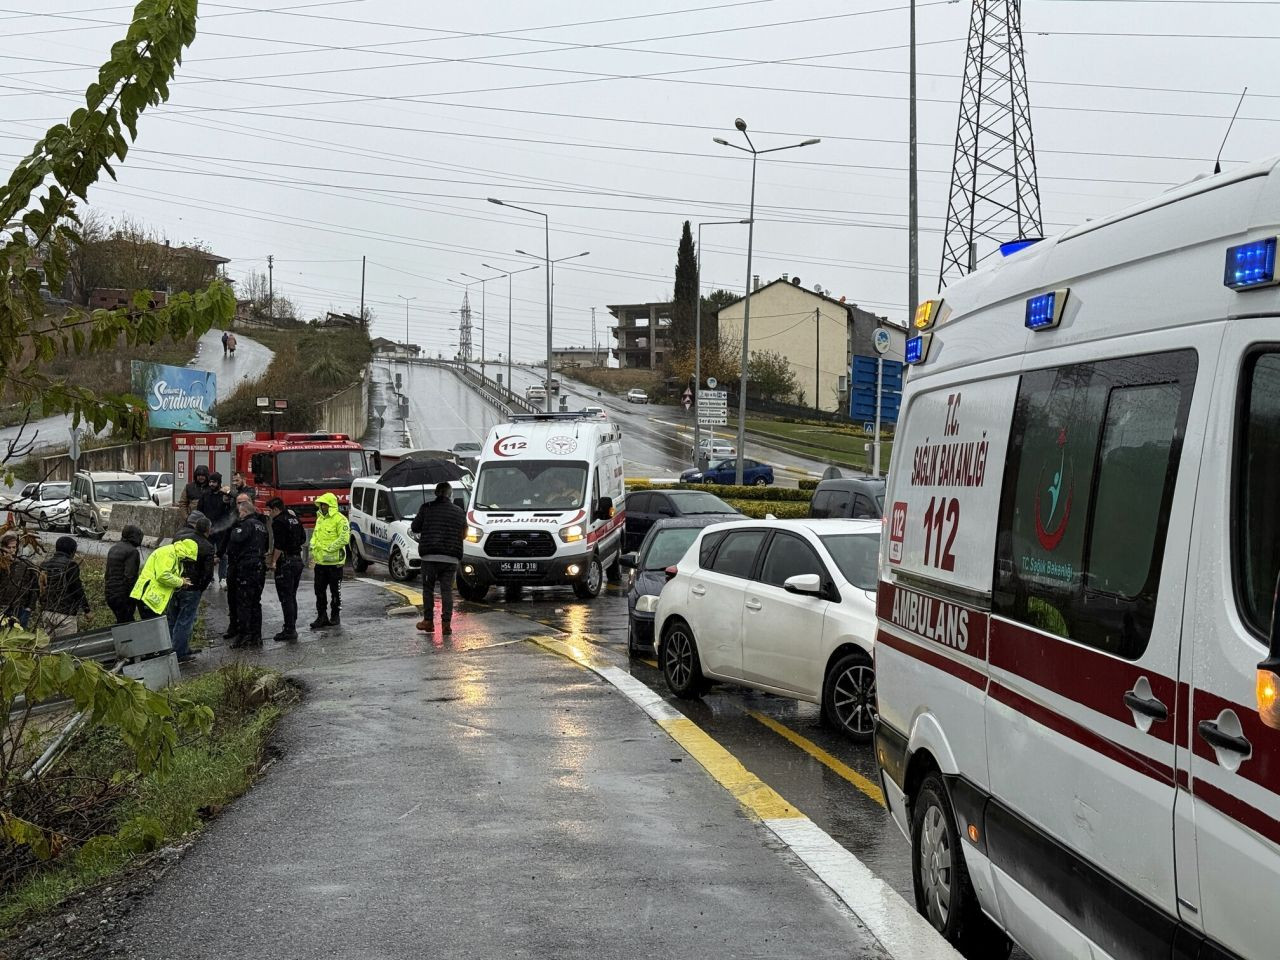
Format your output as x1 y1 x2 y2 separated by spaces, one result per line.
475 460 588 511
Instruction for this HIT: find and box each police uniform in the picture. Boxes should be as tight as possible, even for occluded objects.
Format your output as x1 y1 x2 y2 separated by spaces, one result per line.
225 510 270 646
271 508 306 639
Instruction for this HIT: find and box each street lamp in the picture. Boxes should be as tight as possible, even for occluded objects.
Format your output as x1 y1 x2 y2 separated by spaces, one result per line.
714 119 820 485
482 261 540 398
489 197 554 412
516 248 590 408
396 294 416 356
693 219 751 468
462 269 504 381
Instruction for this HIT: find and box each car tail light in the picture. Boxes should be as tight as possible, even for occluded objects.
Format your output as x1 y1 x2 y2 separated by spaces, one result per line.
664 565 678 581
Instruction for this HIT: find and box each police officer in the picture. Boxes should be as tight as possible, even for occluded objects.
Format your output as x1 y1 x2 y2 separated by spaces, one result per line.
225 492 270 648
266 496 305 642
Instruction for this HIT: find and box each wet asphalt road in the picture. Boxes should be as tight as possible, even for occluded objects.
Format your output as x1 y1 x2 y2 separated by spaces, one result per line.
369 359 500 453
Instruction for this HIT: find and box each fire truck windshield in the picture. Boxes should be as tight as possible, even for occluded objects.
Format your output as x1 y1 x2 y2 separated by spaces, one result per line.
275 450 367 489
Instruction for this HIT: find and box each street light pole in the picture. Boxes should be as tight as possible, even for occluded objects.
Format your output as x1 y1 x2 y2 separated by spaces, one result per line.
483 262 540 399
489 198 554 412
463 270 506 382
517 247 590 407
909 0 919 325
694 219 751 468
396 294 416 356
714 120 820 485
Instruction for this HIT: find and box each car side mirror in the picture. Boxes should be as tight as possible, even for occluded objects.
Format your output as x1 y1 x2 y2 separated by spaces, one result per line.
783 573 824 597
1259 570 1280 731
595 495 614 521
619 552 638 570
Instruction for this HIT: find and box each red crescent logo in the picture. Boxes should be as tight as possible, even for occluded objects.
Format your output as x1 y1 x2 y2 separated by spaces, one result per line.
1035 484 1072 551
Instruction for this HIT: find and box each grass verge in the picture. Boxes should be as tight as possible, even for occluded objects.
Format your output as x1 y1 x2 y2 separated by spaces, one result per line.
0 663 296 936
739 417 893 473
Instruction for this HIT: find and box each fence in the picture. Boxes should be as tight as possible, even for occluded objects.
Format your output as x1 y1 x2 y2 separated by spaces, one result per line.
315 368 369 439
39 436 172 481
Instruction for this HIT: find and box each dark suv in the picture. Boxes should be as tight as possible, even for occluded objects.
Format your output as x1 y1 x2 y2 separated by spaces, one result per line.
807 477 886 520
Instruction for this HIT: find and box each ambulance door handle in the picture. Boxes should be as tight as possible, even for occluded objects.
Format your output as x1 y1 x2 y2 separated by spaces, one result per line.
1197 718 1252 757
1123 691 1168 723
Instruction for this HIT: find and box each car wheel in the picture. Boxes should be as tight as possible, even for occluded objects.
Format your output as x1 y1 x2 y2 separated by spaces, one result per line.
352 549 370 574
573 554 604 600
37 513 50 531
388 548 413 582
821 652 877 742
753 476 769 486
911 774 1012 958
661 618 708 698
457 577 490 602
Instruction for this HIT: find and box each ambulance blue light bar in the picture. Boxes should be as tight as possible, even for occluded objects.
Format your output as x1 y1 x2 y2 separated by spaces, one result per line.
1025 288 1069 331
905 334 931 365
1224 238 1278 290
1000 237 1042 257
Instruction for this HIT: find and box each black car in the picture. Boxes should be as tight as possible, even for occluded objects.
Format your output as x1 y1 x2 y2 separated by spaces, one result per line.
622 488 740 552
620 515 734 656
808 477 886 520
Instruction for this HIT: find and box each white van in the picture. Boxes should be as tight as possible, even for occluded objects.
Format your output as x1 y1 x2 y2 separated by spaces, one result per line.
349 472 472 582
876 158 1280 960
459 412 625 601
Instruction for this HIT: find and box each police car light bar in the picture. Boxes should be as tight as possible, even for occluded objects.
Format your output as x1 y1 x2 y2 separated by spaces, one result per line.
1224 237 1278 290
1025 288 1070 331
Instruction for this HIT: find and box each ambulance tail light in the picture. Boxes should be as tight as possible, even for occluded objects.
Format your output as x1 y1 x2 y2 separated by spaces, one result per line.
1224 237 1278 290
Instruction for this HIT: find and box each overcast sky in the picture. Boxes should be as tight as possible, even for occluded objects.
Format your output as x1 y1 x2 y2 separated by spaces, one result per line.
2 0 1277 360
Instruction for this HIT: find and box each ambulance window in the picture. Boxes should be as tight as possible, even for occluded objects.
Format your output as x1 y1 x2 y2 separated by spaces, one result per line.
993 350 1196 660
1235 351 1280 639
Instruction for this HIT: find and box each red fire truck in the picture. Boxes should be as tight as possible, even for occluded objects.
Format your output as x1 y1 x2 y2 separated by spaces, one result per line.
235 433 378 525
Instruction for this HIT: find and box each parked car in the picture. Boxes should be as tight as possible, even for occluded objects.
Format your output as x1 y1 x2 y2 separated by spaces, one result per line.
450 441 483 468
137 470 174 505
626 388 649 404
680 458 774 487
643 518 881 740
620 516 735 656
8 481 72 531
807 477 885 519
623 488 739 552
691 437 736 459
69 470 151 537
349 463 472 582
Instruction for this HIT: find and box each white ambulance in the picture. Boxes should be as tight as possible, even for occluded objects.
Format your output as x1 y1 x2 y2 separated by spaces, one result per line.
876 158 1280 960
458 412 625 601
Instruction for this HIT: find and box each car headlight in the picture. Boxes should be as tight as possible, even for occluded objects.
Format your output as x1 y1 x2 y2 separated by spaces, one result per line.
559 523 585 543
465 524 483 544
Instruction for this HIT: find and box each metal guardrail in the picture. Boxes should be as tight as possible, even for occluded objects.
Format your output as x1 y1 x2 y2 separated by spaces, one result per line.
410 358 543 418
7 627 118 719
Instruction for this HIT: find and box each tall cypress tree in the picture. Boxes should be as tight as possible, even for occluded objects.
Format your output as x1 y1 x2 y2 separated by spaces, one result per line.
671 220 698 361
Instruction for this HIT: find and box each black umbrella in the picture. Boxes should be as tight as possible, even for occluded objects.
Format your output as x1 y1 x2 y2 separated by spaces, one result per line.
377 457 468 487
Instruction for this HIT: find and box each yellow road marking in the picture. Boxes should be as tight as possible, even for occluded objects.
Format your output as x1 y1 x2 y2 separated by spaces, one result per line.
382 582 422 606
529 635 803 822
748 710 885 807
641 658 658 669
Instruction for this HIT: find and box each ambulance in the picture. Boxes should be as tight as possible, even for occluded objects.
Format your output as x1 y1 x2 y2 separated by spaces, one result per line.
458 412 625 601
876 158 1280 960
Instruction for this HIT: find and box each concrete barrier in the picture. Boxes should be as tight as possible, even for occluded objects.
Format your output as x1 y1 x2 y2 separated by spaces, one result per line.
316 369 369 439
108 502 184 542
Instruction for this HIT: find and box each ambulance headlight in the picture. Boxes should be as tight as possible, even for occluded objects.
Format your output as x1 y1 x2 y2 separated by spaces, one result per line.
559 523 585 543
465 524 483 543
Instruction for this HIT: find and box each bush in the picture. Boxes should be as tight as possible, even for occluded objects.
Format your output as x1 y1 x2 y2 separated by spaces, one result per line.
624 480 811 502
798 478 818 490
725 499 810 519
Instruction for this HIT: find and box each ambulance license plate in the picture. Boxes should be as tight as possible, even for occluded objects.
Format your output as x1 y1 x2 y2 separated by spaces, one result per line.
499 561 540 574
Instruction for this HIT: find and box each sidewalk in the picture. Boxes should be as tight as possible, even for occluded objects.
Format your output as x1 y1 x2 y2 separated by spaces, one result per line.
121 599 888 960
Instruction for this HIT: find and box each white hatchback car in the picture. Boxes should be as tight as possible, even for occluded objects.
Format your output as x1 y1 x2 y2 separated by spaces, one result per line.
626 388 649 404
646 518 881 740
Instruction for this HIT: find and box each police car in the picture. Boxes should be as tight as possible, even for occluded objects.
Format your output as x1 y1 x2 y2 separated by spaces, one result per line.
876 158 1280 960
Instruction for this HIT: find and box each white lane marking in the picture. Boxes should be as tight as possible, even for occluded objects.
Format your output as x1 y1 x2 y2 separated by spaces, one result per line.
578 652 962 960
766 818 962 960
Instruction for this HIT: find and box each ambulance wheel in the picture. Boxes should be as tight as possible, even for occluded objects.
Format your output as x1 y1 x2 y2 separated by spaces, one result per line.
457 578 489 603
911 773 1012 959
352 550 370 574
573 554 604 599
388 548 413 582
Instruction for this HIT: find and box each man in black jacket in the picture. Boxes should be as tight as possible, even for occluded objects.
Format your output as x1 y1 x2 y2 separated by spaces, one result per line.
179 464 210 512
171 512 215 662
410 482 466 636
266 497 305 643
104 524 144 623
199 472 233 587
41 536 90 637
225 493 270 648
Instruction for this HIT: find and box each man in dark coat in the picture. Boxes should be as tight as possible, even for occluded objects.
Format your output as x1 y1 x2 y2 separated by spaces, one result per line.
199 472 232 587
266 497 305 642
410 482 466 636
225 492 270 648
104 524 144 623
179 464 211 512
171 512 215 662
0 530 41 629
41 536 90 636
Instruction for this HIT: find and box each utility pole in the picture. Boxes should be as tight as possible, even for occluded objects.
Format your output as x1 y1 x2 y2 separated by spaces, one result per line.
591 307 597 365
359 255 366 327
267 254 274 322
909 0 919 323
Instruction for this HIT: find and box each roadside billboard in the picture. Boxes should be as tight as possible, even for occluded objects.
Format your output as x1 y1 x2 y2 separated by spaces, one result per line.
130 361 218 431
